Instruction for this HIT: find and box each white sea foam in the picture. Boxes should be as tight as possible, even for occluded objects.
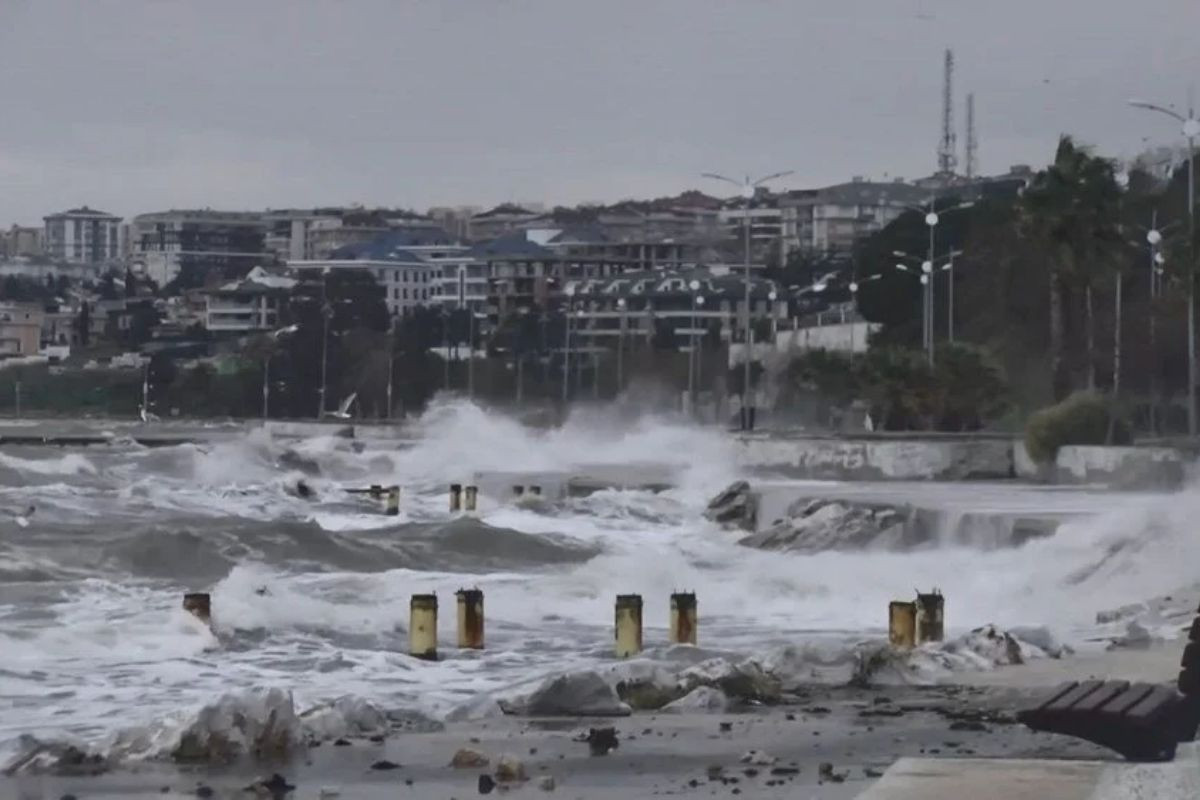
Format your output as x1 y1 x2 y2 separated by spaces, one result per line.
2 403 1198 767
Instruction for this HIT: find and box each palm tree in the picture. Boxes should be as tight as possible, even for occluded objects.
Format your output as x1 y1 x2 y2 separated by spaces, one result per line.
1020 136 1123 400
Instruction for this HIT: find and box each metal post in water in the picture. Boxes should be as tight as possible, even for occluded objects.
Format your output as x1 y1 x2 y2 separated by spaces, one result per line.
409 594 438 661
464 485 478 513
614 594 643 658
528 485 542 496
456 589 484 650
183 592 212 626
914 590 945 644
385 485 400 516
449 483 462 513
669 592 697 645
889 601 916 649
512 485 525 497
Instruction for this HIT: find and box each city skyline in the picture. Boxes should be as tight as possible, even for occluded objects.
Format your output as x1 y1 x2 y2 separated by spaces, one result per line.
0 0 1197 225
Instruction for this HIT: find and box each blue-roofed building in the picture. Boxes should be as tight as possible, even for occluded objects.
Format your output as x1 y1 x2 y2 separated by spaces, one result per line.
290 228 471 317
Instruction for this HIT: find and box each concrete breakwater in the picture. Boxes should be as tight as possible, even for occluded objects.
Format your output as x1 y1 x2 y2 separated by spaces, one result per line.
737 435 1195 488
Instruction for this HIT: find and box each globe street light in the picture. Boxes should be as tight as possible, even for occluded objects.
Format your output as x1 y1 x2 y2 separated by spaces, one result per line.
703 169 794 431
1130 95 1199 435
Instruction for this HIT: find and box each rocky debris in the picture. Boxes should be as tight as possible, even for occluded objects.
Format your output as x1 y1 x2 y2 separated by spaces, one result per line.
679 658 782 704
739 750 776 766
1 740 108 777
171 688 300 763
851 625 1056 686
494 754 528 782
615 679 683 710
739 498 907 553
1107 619 1158 650
243 773 295 798
536 775 556 791
478 774 496 794
451 748 490 768
949 720 988 732
318 789 340 799
769 767 799 776
369 759 400 771
704 481 757 530
818 762 847 784
501 671 631 717
864 766 885 778
585 727 619 756
195 787 214 798
706 765 725 781
662 686 729 713
299 696 389 742
1096 602 1149 625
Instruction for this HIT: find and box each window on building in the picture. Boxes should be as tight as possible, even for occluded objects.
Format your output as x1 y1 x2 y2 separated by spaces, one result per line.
403 289 408 300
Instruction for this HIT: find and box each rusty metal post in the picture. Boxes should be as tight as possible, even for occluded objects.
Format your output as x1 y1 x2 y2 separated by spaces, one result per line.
889 601 916 649
385 485 400 516
456 589 484 649
915 590 945 644
464 485 478 513
528 485 542 496
369 484 383 499
183 592 211 626
669 592 697 645
409 594 438 661
512 484 525 497
614 594 643 658
449 483 462 513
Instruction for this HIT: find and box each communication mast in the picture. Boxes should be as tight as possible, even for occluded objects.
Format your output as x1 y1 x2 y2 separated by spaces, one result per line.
937 49 958 176
965 92 978 179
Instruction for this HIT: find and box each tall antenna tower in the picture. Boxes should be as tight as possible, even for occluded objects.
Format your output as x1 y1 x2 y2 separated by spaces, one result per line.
937 49 958 176
965 92 978 179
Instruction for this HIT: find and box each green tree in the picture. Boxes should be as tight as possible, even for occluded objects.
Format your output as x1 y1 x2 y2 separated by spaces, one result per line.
1020 135 1123 399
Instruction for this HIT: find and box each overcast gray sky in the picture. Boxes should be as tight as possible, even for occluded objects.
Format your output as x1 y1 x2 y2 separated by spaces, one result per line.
1 0 1198 224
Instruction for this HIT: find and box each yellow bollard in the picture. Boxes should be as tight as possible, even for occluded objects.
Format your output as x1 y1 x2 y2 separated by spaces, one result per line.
915 590 945 644
464 485 478 513
385 485 400 516
183 592 211 626
669 592 697 645
528 485 542 496
449 484 462 513
456 588 485 650
369 484 383 499
409 594 438 661
889 601 916 649
614 594 643 658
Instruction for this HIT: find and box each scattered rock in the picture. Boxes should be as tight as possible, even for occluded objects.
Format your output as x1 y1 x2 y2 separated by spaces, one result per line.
1107 619 1157 650
803 706 831 715
742 768 759 778
451 748 490 769
739 498 907 552
494 754 528 782
662 686 729 714
536 775 556 792
586 727 619 757
739 750 775 766
171 687 300 763
864 767 884 778
478 774 496 794
333 738 351 747
818 762 846 784
195 787 214 799
719 722 733 733
370 759 401 771
769 767 799 776
243 773 295 798
706 765 724 781
616 680 684 710
319 789 341 799
505 671 631 717
704 481 756 530
950 719 988 734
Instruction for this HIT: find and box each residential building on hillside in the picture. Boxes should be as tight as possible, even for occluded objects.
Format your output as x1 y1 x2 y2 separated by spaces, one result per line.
779 179 928 256
562 268 785 352
268 207 438 261
131 210 267 287
717 194 784 262
203 266 296 333
0 303 45 357
468 204 543 241
2 225 44 259
292 228 466 317
43 207 121 265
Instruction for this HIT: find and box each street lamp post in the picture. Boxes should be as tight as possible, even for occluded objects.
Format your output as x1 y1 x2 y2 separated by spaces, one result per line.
687 279 701 416
1130 95 1200 435
615 297 627 395
848 274 883 353
942 249 964 342
703 169 794 431
317 301 333 419
386 316 398 419
562 285 575 403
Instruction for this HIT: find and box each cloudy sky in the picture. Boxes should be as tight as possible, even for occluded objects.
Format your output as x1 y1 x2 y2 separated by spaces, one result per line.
0 0 1197 224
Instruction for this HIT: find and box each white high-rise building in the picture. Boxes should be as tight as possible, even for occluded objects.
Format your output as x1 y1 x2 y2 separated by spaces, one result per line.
43 207 121 265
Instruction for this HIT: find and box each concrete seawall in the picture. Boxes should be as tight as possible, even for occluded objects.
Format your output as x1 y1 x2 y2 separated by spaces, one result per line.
740 435 1195 488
